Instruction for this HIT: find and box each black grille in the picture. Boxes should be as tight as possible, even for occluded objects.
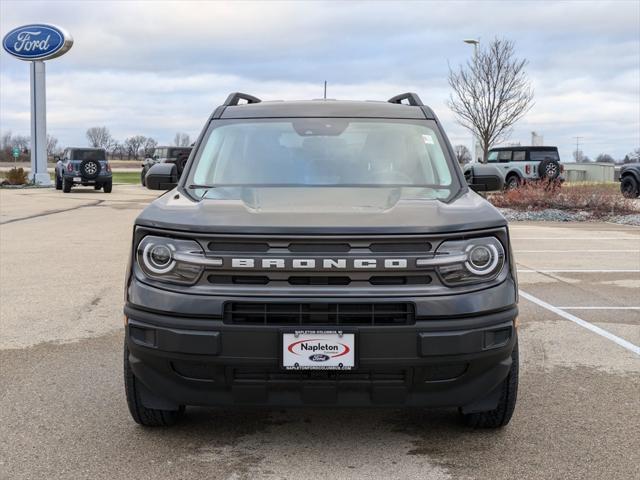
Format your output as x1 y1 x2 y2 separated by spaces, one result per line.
224 302 415 325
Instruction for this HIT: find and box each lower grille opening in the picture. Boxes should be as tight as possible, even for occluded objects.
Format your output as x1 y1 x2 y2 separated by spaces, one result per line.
224 302 415 325
208 275 269 285
369 275 432 285
288 276 351 286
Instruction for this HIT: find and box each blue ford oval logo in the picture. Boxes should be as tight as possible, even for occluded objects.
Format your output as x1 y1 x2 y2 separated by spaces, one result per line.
2 24 73 61
309 354 330 362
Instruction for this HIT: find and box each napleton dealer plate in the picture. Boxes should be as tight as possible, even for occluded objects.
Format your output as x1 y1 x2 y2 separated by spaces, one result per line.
282 331 355 370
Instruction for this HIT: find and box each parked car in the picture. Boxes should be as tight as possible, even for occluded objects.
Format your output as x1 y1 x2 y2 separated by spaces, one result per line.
140 146 192 186
619 164 640 198
484 146 563 189
125 92 518 429
55 148 112 193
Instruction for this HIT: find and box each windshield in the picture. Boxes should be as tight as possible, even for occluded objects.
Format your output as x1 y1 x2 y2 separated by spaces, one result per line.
189 118 457 196
72 149 106 161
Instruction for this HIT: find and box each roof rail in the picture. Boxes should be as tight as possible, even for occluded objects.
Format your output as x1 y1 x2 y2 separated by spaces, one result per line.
388 92 423 106
223 92 261 106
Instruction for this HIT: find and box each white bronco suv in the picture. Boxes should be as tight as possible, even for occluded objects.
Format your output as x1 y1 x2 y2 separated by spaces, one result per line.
485 146 563 189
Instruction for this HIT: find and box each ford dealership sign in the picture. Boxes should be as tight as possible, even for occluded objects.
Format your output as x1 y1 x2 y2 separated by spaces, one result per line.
2 24 73 61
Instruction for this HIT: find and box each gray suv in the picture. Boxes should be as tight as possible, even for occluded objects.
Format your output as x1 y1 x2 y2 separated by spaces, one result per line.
55 148 112 193
124 92 518 429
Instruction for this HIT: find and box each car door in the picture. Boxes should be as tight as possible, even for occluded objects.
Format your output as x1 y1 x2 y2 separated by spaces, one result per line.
497 150 512 175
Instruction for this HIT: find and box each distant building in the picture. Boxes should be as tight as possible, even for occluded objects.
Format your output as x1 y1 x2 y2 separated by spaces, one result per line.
531 131 544 146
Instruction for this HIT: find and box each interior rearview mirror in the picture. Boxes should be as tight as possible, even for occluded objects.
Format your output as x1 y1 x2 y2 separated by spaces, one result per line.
145 163 178 190
464 164 504 192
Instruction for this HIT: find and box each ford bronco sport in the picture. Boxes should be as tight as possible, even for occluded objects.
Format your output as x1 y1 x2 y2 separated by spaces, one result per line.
124 92 519 429
55 147 112 193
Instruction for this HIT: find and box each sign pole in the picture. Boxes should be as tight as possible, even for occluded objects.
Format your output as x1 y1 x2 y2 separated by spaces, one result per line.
30 60 51 185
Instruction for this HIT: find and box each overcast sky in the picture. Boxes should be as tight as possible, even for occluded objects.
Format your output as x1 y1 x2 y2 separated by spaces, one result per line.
1 0 639 160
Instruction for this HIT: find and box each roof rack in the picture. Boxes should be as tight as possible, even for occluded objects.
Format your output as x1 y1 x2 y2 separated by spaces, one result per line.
223 92 261 106
388 92 423 106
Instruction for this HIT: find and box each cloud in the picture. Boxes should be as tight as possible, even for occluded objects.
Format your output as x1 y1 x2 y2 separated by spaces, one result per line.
1 0 638 158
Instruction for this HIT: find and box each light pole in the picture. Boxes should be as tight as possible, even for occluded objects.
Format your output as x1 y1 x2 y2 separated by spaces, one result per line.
464 38 480 59
463 39 480 162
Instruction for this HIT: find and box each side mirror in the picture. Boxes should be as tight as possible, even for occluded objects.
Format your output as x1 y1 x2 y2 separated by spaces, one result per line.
145 163 178 190
464 164 504 192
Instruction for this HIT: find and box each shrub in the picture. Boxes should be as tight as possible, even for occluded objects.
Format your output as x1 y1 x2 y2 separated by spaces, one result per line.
489 181 638 217
4 167 29 185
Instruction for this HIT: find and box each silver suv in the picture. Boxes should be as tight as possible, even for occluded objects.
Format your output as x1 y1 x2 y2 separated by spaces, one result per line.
486 146 563 189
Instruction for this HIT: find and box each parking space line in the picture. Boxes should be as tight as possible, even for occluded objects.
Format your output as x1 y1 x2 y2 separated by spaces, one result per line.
512 237 637 240
517 269 640 273
556 306 640 310
518 250 638 253
519 290 640 355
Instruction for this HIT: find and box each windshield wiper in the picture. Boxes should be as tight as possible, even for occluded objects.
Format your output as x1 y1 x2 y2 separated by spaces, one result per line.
187 184 217 200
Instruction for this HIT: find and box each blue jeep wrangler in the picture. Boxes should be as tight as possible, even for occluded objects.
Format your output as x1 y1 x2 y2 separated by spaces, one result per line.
55 147 113 193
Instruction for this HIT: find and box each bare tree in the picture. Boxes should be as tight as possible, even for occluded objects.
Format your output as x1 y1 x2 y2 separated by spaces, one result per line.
124 135 147 160
624 148 640 163
173 132 191 147
110 142 126 160
453 145 472 165
595 153 615 164
573 150 592 163
448 38 534 162
12 135 30 153
46 134 59 157
0 131 13 162
86 127 113 149
1 131 11 150
143 137 157 157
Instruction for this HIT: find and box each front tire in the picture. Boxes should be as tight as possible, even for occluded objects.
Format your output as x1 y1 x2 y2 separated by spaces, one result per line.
103 181 113 193
461 342 519 429
505 175 521 190
124 342 184 427
621 176 639 198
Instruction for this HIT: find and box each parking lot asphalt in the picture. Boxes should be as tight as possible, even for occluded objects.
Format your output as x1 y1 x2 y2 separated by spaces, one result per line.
1 185 638 480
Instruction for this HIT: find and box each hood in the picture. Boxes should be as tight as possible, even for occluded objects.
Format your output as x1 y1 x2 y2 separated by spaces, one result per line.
136 187 506 234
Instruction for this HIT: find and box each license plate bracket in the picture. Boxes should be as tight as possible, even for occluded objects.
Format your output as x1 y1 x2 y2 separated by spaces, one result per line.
281 330 356 371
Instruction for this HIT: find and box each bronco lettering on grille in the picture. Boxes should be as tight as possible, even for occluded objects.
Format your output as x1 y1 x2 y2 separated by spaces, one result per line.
230 258 408 269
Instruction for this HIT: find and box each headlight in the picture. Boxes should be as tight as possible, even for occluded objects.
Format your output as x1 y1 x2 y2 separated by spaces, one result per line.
137 235 215 284
434 237 505 285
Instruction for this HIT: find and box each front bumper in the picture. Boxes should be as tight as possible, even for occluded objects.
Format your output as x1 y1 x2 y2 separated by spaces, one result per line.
125 302 517 408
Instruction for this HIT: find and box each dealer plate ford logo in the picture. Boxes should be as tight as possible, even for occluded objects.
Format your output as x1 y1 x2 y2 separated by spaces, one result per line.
2 24 73 61
309 354 330 362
